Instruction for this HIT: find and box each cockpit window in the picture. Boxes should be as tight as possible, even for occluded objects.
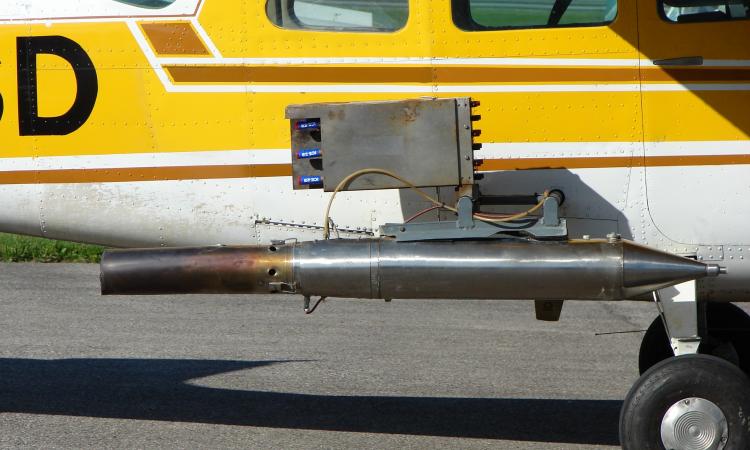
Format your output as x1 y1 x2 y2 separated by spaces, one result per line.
266 0 408 32
452 0 617 31
113 0 177 8
661 0 749 23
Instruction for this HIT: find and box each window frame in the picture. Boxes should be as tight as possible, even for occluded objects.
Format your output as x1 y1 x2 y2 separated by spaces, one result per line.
265 0 409 33
658 0 750 24
113 0 177 9
451 0 618 32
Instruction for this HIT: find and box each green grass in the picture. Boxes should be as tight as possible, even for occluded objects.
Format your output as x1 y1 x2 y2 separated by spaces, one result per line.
0 233 103 263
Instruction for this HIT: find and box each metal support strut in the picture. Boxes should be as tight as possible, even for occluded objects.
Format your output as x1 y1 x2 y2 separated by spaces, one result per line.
653 280 701 356
381 189 567 242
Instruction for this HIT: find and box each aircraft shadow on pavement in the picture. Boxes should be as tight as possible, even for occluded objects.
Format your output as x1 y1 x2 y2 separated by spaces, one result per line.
0 358 621 446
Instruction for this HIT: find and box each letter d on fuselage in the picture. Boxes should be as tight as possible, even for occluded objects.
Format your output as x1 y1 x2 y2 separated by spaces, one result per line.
16 35 98 136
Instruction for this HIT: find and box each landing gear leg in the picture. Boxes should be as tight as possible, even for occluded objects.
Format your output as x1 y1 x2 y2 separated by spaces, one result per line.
653 280 702 357
639 292 750 375
638 281 703 375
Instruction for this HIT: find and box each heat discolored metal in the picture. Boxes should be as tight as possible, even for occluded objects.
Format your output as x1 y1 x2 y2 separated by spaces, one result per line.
101 238 722 301
100 244 293 295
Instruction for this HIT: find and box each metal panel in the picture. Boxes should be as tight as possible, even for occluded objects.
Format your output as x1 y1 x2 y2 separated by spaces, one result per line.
286 98 475 191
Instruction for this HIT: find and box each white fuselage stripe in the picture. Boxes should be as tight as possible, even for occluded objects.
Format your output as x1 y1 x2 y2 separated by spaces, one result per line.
153 56 750 67
3 141 749 172
190 16 222 58
477 141 750 158
0 0 201 21
116 19 750 94
155 56 643 66
0 150 291 171
163 83 750 93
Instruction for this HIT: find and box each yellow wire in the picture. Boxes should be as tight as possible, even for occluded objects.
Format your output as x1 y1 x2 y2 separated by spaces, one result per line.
323 169 454 239
474 193 548 222
322 169 549 239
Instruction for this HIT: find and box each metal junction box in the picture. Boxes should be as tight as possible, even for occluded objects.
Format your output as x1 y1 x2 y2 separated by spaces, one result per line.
286 98 477 192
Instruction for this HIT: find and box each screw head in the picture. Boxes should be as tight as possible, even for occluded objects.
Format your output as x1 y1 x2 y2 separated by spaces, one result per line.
606 233 621 243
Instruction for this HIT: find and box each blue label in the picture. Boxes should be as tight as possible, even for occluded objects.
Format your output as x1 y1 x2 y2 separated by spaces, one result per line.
299 175 323 185
295 120 320 130
297 148 322 159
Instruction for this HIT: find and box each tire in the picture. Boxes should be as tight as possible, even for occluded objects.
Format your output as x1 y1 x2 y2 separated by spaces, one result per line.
639 303 750 375
620 354 750 450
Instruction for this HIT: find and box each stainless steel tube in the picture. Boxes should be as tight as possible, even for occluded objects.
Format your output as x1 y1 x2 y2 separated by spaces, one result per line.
101 245 293 295
102 238 720 301
293 239 716 300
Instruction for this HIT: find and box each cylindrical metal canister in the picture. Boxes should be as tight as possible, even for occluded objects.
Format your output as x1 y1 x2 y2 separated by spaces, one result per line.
101 238 719 301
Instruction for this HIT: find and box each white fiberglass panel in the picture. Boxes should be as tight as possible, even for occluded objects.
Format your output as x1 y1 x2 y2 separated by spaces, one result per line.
0 0 200 21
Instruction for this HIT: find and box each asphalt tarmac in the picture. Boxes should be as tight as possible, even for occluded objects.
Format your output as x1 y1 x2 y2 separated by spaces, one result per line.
0 263 659 449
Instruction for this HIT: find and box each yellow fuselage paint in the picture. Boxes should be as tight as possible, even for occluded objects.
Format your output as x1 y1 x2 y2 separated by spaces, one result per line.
0 0 745 168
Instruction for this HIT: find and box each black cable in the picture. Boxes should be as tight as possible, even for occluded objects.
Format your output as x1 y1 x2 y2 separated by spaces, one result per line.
305 296 327 314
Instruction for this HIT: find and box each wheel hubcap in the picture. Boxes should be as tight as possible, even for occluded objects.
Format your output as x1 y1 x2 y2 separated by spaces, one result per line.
661 397 728 450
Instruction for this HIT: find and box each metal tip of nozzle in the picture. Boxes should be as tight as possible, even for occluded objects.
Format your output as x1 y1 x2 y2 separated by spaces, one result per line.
706 264 727 277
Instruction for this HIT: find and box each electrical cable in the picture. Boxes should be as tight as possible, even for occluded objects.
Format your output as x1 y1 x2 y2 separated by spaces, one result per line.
474 197 547 222
305 296 327 314
405 205 443 223
322 168 549 239
323 169 454 239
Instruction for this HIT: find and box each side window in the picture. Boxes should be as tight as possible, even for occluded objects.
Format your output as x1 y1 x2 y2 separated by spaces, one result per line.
452 0 617 30
114 0 176 8
661 0 749 23
266 0 408 32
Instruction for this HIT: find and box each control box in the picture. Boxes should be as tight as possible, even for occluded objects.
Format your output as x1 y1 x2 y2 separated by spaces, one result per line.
286 98 479 192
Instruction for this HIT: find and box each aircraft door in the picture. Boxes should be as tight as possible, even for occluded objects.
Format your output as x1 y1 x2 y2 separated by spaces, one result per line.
438 0 642 239
638 0 750 245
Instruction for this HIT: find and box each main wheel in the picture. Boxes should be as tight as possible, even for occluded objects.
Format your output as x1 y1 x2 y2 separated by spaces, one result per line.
639 303 750 375
620 354 750 450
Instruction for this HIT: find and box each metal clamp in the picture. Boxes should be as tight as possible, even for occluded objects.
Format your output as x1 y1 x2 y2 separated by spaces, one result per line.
380 189 567 242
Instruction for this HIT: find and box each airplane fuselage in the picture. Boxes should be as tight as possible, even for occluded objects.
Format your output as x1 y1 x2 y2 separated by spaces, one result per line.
0 0 748 301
